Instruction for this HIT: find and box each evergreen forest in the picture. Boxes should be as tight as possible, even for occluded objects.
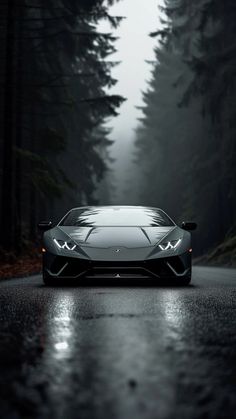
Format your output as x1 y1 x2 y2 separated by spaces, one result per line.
134 0 236 258
0 0 124 253
0 0 235 265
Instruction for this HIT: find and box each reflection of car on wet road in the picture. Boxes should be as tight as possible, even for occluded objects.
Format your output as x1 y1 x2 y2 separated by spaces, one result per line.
38 206 197 285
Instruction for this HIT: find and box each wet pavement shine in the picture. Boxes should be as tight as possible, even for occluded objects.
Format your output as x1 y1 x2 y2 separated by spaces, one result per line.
0 266 236 419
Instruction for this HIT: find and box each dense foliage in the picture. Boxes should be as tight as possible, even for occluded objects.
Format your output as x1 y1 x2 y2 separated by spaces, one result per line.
0 0 124 251
134 0 236 255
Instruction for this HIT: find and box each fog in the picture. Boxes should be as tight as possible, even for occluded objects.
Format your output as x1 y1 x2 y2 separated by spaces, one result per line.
98 0 161 202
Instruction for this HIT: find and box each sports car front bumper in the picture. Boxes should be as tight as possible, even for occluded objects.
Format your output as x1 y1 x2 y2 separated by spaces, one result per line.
43 251 191 280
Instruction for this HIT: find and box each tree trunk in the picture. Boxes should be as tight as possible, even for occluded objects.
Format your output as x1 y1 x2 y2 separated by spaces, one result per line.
1 0 15 250
15 1 24 252
29 109 37 242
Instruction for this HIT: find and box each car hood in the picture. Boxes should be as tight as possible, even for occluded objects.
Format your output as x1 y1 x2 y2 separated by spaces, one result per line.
58 225 176 249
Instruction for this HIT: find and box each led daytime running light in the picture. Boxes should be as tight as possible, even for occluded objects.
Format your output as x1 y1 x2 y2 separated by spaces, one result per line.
158 238 181 251
53 238 76 251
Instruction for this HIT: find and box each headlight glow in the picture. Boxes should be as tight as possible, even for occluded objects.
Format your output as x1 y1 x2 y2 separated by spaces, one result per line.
53 238 76 251
158 238 181 251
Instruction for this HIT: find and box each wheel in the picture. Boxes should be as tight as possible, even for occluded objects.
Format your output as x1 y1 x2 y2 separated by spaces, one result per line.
177 274 191 286
43 270 55 286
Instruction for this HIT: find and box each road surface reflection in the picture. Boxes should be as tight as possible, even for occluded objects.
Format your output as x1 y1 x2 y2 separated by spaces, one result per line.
36 287 190 418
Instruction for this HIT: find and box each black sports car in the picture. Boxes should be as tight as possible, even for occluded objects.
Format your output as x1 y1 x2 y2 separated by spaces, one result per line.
38 206 197 285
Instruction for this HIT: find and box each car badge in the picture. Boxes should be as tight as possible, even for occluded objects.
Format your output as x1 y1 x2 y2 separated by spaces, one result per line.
115 249 121 252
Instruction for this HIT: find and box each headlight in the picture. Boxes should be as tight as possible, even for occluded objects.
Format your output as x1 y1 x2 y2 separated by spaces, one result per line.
158 238 181 251
53 238 76 251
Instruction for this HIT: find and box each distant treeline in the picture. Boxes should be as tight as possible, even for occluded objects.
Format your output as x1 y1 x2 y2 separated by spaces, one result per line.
134 0 236 255
0 0 123 252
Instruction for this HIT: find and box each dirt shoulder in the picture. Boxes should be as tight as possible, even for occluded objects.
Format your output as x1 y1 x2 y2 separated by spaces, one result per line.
0 249 42 280
194 235 236 268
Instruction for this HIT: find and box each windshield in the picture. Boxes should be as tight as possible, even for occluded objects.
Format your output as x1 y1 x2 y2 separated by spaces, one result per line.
59 207 174 227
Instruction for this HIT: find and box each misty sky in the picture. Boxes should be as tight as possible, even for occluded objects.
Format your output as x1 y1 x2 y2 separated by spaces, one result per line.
98 0 161 202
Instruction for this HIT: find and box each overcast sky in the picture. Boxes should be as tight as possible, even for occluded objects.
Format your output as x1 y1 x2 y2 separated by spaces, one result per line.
98 0 161 201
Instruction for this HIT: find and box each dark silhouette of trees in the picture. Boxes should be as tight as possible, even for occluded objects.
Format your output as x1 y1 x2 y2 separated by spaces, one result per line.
0 0 124 252
134 0 236 255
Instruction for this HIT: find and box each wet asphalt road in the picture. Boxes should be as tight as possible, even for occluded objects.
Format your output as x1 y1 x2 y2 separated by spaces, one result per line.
0 267 236 419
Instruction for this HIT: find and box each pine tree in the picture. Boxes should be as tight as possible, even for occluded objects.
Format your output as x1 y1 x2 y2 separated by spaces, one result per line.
0 0 125 252
133 0 236 254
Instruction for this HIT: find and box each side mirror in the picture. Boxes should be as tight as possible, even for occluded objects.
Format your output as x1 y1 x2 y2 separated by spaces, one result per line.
181 221 197 231
37 221 53 231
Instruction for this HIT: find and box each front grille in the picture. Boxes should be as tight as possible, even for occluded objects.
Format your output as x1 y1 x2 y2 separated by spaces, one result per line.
89 266 149 278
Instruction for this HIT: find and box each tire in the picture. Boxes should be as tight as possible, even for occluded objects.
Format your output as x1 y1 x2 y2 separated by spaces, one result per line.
177 274 191 286
43 270 55 286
